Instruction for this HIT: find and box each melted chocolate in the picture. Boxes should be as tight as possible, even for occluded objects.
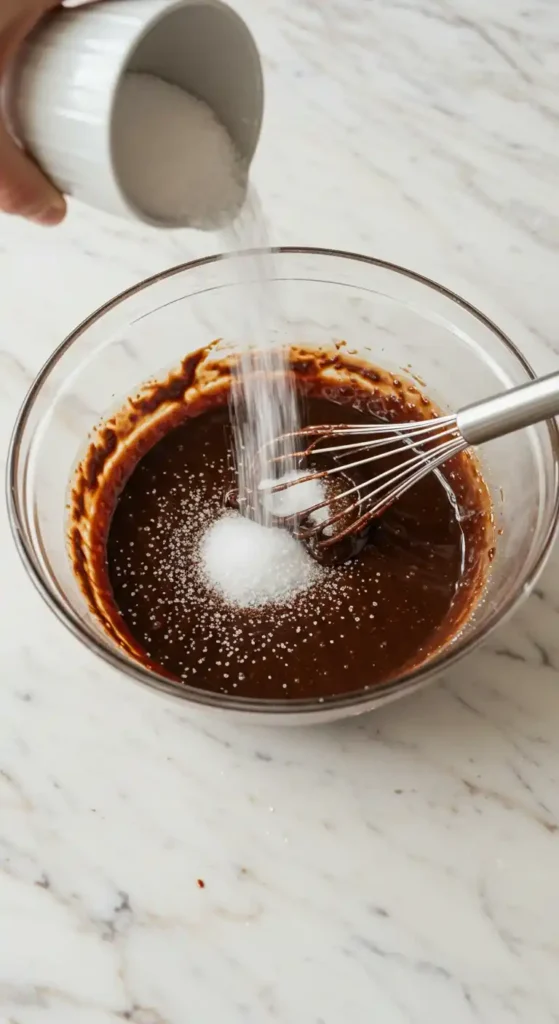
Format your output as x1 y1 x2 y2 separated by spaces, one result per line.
69 347 493 700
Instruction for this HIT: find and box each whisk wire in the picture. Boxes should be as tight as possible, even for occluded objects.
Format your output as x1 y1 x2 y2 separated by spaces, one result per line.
254 370 559 547
293 433 467 542
256 415 470 547
268 422 460 489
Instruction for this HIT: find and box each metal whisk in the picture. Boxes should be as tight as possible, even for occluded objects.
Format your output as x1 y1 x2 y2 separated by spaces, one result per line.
261 371 559 548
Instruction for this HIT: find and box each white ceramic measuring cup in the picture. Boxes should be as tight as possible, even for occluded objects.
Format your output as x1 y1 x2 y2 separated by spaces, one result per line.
5 0 264 228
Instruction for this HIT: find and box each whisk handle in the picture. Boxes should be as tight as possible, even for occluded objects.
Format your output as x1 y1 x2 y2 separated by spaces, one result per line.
457 371 559 446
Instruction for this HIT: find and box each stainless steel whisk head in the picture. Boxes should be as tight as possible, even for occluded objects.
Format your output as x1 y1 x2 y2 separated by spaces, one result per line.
260 371 559 548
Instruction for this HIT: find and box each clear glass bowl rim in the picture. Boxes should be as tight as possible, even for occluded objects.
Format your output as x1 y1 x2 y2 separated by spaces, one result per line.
7 246 559 717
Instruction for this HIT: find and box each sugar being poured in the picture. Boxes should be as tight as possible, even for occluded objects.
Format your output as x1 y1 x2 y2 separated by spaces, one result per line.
113 74 319 607
114 72 303 530
222 191 304 529
184 183 321 608
199 193 324 609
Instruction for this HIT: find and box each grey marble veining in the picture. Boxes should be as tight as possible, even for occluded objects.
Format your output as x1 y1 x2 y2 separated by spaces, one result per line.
2 1 559 1022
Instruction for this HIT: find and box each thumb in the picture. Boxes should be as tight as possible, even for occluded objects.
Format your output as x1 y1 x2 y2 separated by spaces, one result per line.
0 120 66 224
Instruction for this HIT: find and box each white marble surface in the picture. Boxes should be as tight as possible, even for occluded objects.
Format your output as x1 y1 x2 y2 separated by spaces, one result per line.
2 0 559 1021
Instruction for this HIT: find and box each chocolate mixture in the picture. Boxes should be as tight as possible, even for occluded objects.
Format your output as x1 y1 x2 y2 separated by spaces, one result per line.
70 345 493 700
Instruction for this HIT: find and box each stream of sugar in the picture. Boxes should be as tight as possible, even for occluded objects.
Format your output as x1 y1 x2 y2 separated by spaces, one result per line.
221 187 302 528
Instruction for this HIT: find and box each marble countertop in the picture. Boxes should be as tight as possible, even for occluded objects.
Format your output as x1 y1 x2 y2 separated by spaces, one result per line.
2 0 559 1021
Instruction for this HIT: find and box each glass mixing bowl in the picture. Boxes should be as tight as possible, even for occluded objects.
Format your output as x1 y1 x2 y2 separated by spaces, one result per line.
7 248 559 723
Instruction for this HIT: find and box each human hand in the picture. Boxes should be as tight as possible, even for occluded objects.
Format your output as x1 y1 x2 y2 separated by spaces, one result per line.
0 0 66 225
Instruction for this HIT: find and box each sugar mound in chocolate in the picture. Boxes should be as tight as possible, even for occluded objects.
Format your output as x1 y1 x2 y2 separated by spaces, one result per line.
261 470 328 521
199 512 322 608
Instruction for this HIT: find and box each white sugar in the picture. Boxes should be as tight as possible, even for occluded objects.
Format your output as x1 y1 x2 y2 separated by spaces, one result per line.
112 73 244 227
223 194 303 527
261 470 328 521
200 513 321 608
